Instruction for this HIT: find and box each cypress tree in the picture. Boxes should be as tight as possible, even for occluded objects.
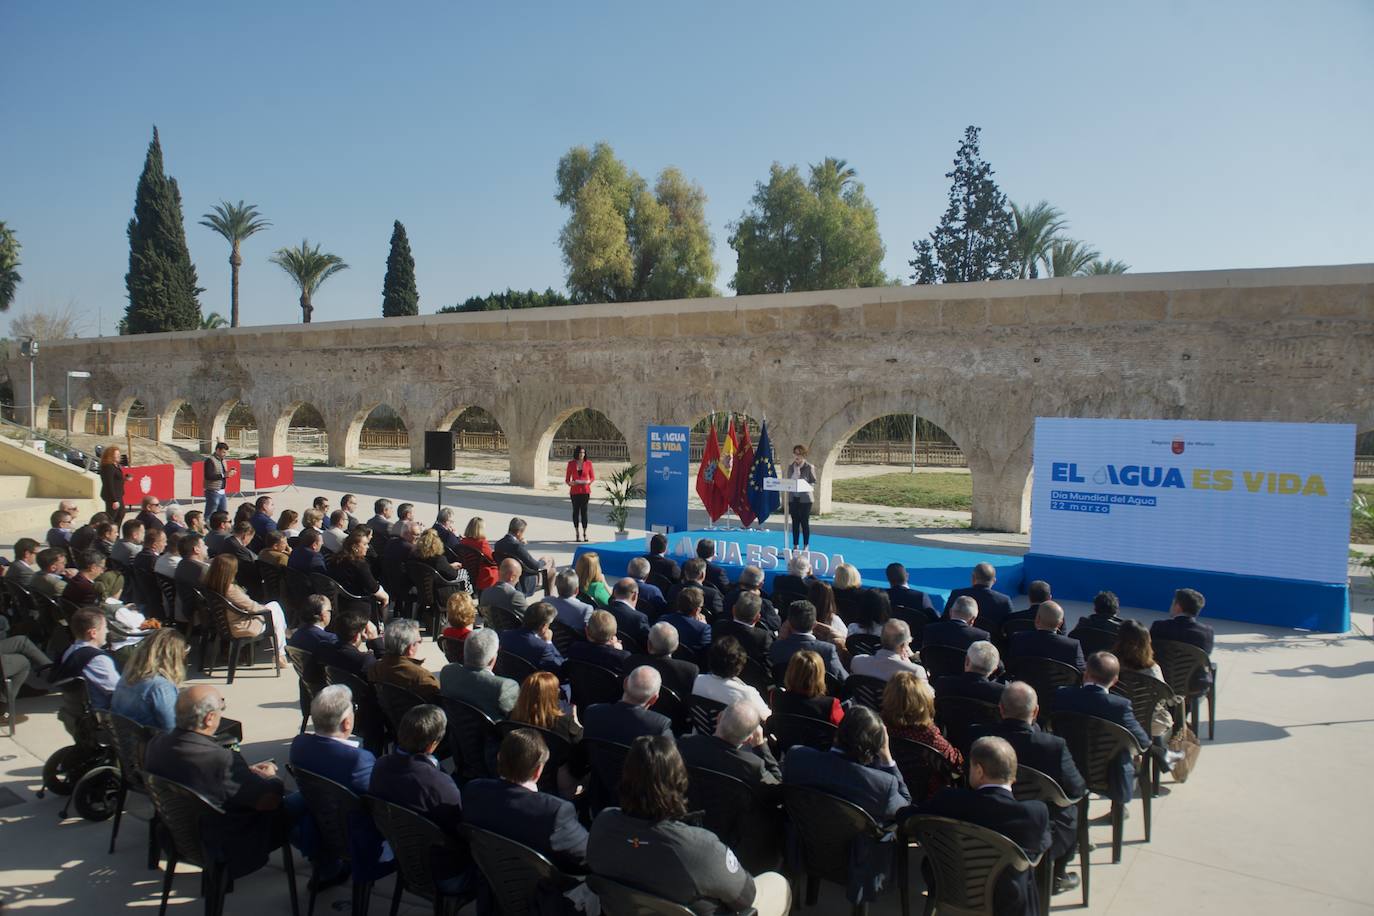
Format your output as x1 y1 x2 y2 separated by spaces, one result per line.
910 126 1017 285
381 220 419 316
124 127 203 333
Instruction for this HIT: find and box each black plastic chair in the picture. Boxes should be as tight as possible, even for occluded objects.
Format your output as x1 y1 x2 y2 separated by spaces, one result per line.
365 797 475 916
1153 638 1216 740
493 649 539 683
146 773 300 916
584 738 631 812
933 696 1001 754
589 874 754 915
549 619 582 657
738 655 773 696
768 712 837 753
373 681 429 738
1004 656 1081 725
437 635 463 664
1072 626 1118 658
576 588 609 611
919 645 967 680
405 560 445 639
889 736 958 805
155 574 179 624
846 633 882 657
256 559 287 606
901 814 1038 916
495 719 575 794
653 685 688 734
842 674 887 711
131 565 166 620
996 617 1036 645
1113 670 1180 796
202 590 281 684
685 765 757 857
685 694 727 735
324 665 388 755
106 712 160 868
437 695 498 781
290 765 389 916
464 825 582 915
1050 710 1151 865
285 646 325 733
564 659 623 713
0 650 22 737
285 567 316 617
1012 764 1085 908
783 785 891 914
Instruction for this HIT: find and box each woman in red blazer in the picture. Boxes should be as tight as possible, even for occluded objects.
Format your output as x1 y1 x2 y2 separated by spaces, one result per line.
459 517 499 591
564 445 594 542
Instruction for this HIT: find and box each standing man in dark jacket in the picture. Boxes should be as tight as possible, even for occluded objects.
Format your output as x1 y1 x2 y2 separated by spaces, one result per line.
202 442 231 517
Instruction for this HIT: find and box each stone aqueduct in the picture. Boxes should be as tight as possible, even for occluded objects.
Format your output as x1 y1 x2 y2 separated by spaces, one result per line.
15 264 1374 532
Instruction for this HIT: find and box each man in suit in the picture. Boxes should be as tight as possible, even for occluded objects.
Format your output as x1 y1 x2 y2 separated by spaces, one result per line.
381 520 418 593
1053 652 1150 803
163 505 186 536
46 509 74 549
340 494 361 531
30 547 71 601
369 618 441 700
366 498 394 540
217 520 257 565
626 557 668 618
1006 601 1086 672
4 538 41 589
288 595 339 655
203 511 232 556
922 596 991 651
144 685 287 878
132 527 164 578
783 705 910 823
661 587 712 654
696 538 732 593
478 559 529 625
135 495 166 534
1150 587 1215 691
431 507 463 554
711 591 774 666
919 737 1052 916
248 495 277 546
725 566 781 633
1069 590 1125 647
464 728 588 875
498 601 565 674
548 568 596 633
996 580 1056 641
970 682 1087 895
566 610 632 673
885 562 936 627
388 502 415 538
943 562 1014 634
287 529 329 574
768 600 846 683
172 534 209 623
668 558 725 620
491 517 554 597
605 577 651 649
629 621 699 701
932 641 1006 705
582 665 673 744
851 619 927 682
644 532 681 585
110 518 144 567
316 610 379 677
440 627 518 720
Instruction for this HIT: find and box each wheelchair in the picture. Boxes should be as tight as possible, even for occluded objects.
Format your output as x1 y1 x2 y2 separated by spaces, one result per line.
38 676 121 821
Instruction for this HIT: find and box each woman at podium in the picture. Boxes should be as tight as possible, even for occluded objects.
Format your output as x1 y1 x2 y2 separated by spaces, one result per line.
785 444 817 550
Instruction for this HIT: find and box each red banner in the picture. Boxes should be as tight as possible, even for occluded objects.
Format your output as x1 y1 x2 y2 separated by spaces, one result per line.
190 458 242 497
253 455 294 490
124 464 176 505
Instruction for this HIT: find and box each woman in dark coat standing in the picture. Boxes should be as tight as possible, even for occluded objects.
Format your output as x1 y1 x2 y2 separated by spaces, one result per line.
99 445 126 523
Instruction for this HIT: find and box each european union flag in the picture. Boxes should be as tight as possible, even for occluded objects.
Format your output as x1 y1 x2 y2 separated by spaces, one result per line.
748 420 782 524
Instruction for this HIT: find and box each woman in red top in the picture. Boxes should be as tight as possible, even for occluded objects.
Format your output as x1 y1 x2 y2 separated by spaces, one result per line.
459 516 499 591
564 445 594 542
881 671 962 802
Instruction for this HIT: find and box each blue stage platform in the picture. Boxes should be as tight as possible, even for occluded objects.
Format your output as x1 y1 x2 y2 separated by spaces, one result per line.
573 529 1024 613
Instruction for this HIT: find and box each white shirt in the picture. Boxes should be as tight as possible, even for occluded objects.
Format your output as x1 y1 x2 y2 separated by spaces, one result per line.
692 673 770 720
322 527 348 553
107 602 148 651
154 552 181 579
850 649 927 682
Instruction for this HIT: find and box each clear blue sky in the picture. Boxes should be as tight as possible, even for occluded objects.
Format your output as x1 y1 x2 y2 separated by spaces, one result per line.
4 0 1371 333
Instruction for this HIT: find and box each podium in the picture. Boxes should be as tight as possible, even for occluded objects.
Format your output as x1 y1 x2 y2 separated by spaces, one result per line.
765 477 812 547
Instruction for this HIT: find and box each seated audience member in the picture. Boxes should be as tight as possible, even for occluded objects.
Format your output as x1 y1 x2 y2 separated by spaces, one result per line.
154 532 183 579
970 681 1087 894
1070 590 1125 645
62 549 106 606
203 511 232 555
163 505 186 535
509 671 585 794
771 553 814 604
548 569 595 633
582 665 673 743
932 640 1006 705
93 520 119 562
493 517 556 597
275 509 300 539
221 521 258 565
288 595 339 655
625 557 666 617
783 704 911 822
431 507 462 554
1006 600 1086 672
204 554 289 669
69 512 109 555
499 601 565 674
767 600 847 683
387 501 414 538
566 609 631 673
5 538 41 588
249 495 277 542
479 558 528 624
692 636 770 720
668 557 724 620
460 516 499 592
922 595 991 651
998 579 1055 637
677 701 783 859
111 628 189 731
851 619 927 682
806 580 847 638
464 728 589 880
322 510 350 554
726 565 780 632
440 627 518 720
366 499 393 540
414 528 469 604
628 621 699 701
711 591 774 664
918 737 1051 916
318 611 379 676
300 509 324 536
943 562 1014 634
605 577 652 648
695 538 731 593
661 586 712 654
881 672 963 800
329 534 388 606
848 585 893 639
312 495 332 519
1112 620 1176 739
369 618 440 700
644 532 682 584
1054 652 1150 803
1150 587 1214 691
589 735 791 916
54 609 119 718
172 535 210 622
340 494 361 530
47 510 74 548
441 591 478 647
111 518 145 567
381 519 419 587
258 531 291 567
144 686 287 878
0 631 53 715
288 528 329 574
831 563 867 628
575 551 611 607
30 547 71 600
133 527 165 582
772 650 843 726
184 510 206 535
885 562 936 625
233 501 256 527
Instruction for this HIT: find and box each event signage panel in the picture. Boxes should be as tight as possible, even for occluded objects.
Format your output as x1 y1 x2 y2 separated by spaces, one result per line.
123 463 176 505
1030 418 1354 584
190 458 242 497
645 425 690 534
253 456 295 490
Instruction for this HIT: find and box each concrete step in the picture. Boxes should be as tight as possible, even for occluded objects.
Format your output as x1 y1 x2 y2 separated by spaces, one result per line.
0 496 102 543
0 476 32 499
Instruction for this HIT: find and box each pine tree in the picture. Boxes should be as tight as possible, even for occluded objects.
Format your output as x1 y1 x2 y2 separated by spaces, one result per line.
910 126 1017 285
124 127 203 333
381 220 419 317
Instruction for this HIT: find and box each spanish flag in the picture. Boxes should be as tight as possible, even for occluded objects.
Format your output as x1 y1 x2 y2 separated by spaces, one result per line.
716 416 738 505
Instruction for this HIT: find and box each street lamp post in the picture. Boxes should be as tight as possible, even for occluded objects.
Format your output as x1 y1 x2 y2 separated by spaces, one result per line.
65 370 91 442
19 338 38 432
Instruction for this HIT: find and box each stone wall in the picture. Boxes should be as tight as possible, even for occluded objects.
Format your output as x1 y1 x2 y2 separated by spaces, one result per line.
14 263 1374 531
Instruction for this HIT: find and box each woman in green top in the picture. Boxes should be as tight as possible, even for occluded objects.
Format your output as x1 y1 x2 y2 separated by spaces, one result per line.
576 551 612 607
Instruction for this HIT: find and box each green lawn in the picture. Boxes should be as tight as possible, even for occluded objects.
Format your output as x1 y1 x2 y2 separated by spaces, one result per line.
832 471 973 511
1354 483 1374 543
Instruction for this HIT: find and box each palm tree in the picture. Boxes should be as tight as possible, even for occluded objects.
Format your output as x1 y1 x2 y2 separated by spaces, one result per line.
1048 239 1100 278
200 311 228 329
269 240 349 323
1085 258 1130 275
199 201 271 328
0 221 21 312
810 157 858 195
1010 201 1066 279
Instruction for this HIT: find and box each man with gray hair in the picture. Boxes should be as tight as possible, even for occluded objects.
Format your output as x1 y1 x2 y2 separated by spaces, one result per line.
367 618 439 699
626 556 667 617
921 595 992 652
369 705 467 866
727 565 781 632
582 665 672 745
932 640 1006 705
548 568 594 632
367 498 394 540
943 561 1014 634
493 517 555 597
712 589 774 664
1006 600 1085 672
389 501 416 537
851 618 927 682
163 504 186 535
431 506 462 553
440 626 518 719
627 620 699 703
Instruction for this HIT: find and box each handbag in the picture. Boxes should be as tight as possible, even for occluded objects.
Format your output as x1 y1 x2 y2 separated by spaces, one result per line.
1167 723 1201 783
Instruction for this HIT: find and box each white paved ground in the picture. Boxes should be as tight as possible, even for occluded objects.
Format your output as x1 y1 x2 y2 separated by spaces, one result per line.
1 468 1370 914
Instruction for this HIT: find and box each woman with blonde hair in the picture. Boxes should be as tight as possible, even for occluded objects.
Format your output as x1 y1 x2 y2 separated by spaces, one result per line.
204 553 289 668
575 551 611 607
460 516 498 591
881 671 961 799
441 591 478 658
415 528 468 602
111 628 188 730
772 649 843 725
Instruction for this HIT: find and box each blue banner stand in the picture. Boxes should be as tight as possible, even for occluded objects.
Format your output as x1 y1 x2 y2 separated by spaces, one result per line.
645 426 690 534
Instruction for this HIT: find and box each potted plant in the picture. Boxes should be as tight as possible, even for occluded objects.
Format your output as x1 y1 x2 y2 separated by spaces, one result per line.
603 463 645 540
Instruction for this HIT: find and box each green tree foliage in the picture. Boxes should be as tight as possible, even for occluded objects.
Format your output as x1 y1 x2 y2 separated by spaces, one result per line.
1085 258 1130 275
124 128 204 333
268 240 348 323
200 311 228 329
1010 200 1066 279
0 221 21 312
381 220 419 317
729 157 887 294
438 288 570 313
911 126 1017 285
555 143 717 303
1048 239 1101 277
199 200 270 328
